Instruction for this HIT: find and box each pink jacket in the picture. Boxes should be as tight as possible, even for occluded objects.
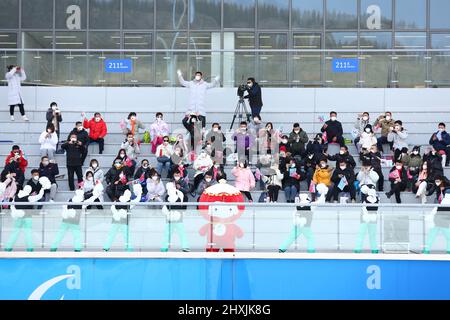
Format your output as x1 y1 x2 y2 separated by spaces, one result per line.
150 120 170 139
232 167 255 192
0 177 17 201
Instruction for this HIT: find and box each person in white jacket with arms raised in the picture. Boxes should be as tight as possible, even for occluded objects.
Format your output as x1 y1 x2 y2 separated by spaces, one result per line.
177 69 220 128
5 65 28 121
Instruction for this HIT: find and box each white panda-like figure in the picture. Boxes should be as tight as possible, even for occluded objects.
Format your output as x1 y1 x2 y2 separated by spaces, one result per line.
423 190 450 254
354 184 379 254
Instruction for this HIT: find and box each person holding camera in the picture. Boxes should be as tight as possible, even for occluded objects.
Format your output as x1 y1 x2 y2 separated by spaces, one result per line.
387 120 409 162
177 70 220 128
46 102 63 153
243 78 263 118
61 134 85 191
5 145 28 175
5 65 28 122
374 111 395 153
67 121 89 166
38 123 58 161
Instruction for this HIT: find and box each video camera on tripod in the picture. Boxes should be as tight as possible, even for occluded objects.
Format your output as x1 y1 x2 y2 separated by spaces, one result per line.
230 77 252 130
237 82 249 99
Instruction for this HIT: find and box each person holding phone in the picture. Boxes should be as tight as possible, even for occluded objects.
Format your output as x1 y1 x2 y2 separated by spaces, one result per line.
5 65 28 121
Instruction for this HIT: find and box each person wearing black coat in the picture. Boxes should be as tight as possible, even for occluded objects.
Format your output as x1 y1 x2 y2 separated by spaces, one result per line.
105 159 131 201
61 133 85 191
326 145 356 169
46 102 63 153
423 148 444 181
385 161 410 203
282 158 303 203
326 161 356 202
133 159 152 195
360 146 384 191
67 122 89 166
1 161 24 190
38 156 59 201
244 78 263 118
321 111 345 147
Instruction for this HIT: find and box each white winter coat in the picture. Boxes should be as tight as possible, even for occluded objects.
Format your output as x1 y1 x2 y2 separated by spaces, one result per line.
178 74 219 116
38 131 58 151
6 67 26 106
359 132 377 149
387 129 409 150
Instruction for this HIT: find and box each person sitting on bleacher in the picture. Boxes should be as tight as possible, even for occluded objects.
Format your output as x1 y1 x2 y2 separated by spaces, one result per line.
387 120 408 162
38 156 58 202
262 160 284 203
326 160 356 203
287 123 309 160
423 146 444 185
312 159 333 201
430 175 450 204
80 170 103 210
259 122 279 156
357 160 379 189
282 157 303 203
360 145 384 191
156 136 173 178
191 150 213 195
205 122 226 166
26 170 45 207
321 111 345 147
169 145 189 179
374 111 395 153
121 133 141 173
1 161 24 192
116 148 136 177
61 134 85 192
67 121 89 166
412 162 431 204
38 123 58 161
353 112 371 150
121 112 145 141
232 160 255 203
150 112 170 154
404 146 423 192
105 158 131 202
46 102 63 153
385 161 411 204
133 159 152 195
233 121 253 163
429 122 450 167
82 112 108 155
358 124 377 153
303 134 326 188
172 169 191 204
5 145 28 175
195 170 217 200
325 145 356 170
146 169 165 203
87 159 104 183
0 172 17 204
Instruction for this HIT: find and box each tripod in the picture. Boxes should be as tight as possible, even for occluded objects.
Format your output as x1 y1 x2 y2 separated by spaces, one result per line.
230 96 251 130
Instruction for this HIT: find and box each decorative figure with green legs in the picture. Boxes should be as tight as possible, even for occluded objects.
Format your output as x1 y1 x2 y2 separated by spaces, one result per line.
423 190 450 254
50 183 103 252
103 184 142 252
354 184 379 254
161 182 190 252
4 177 51 252
279 184 328 253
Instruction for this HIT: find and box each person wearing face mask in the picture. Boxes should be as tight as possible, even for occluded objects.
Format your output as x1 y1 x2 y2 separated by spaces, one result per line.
429 122 450 167
0 170 18 204
1 160 24 192
288 123 308 159
155 136 173 178
387 120 409 162
385 161 411 203
171 169 191 204
312 160 333 201
412 161 431 204
243 77 263 118
146 169 166 203
259 122 279 156
133 159 151 196
26 169 44 203
233 121 253 163
357 160 379 189
232 160 256 202
261 160 284 203
38 123 58 161
150 112 170 154
177 70 220 128
121 133 141 165
327 160 357 203
182 113 203 153
6 65 28 122
406 146 423 179
206 123 226 165
88 159 104 183
282 158 303 203
121 112 146 141
195 170 217 200
46 102 63 153
169 146 189 179
358 124 377 152
326 145 356 170
374 111 395 153
359 145 384 191
67 121 89 166
82 112 107 155
61 134 85 191
430 176 450 204
105 158 131 201
423 147 444 188
353 112 371 150
279 135 290 153
5 145 28 175
38 156 59 202
321 111 345 147
192 150 213 193
115 148 136 176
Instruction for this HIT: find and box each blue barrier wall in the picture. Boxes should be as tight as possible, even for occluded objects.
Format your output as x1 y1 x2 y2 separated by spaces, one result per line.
1 258 449 300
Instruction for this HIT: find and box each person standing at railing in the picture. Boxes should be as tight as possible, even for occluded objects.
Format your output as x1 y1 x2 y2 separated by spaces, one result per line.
5 65 29 122
177 70 220 128
46 102 63 154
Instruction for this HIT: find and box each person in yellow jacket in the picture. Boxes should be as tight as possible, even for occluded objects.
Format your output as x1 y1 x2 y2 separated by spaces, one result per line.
311 159 333 201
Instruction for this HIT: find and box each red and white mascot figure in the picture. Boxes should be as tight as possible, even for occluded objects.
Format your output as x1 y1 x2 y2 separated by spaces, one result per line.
198 181 245 252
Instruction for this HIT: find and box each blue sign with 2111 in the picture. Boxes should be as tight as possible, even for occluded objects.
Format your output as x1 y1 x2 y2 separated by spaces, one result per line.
105 59 132 73
332 58 359 73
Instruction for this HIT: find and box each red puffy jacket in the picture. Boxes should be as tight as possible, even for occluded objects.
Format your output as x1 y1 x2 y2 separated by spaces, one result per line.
5 150 28 173
83 118 108 140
